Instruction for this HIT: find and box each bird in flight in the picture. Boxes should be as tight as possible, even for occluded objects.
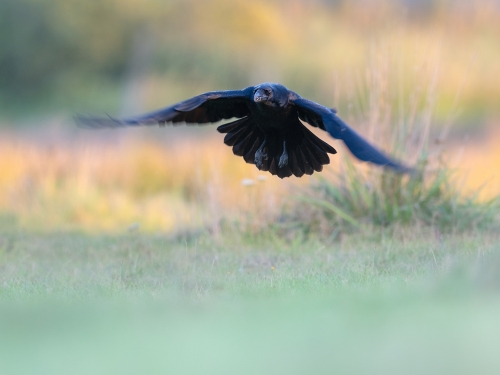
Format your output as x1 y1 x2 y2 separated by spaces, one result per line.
77 83 411 178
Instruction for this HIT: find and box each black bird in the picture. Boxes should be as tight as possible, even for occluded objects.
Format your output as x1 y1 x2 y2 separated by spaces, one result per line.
76 82 411 178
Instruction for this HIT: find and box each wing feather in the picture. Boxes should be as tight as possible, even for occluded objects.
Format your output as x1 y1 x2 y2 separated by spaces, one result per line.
290 95 412 173
76 87 254 128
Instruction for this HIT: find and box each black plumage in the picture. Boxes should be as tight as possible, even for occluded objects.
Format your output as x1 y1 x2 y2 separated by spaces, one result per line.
76 82 412 178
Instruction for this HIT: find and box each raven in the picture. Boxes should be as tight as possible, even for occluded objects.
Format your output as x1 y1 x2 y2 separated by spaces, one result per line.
76 82 411 178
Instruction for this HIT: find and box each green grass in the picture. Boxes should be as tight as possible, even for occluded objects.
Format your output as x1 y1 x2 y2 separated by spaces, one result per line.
289 163 499 237
1 228 500 375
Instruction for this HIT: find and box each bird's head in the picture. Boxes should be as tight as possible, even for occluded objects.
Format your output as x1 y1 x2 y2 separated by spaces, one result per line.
253 85 273 103
253 83 289 107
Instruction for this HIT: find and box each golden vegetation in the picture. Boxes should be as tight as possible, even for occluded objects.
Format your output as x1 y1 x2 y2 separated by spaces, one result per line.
0 125 497 233
1 1 499 232
0 133 287 232
132 0 500 122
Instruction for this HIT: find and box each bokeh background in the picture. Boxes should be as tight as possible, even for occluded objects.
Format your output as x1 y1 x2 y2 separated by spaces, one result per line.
2 2 500 375
1 0 499 233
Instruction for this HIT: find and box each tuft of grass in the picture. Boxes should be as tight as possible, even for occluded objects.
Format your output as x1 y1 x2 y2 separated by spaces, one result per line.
293 162 498 236
287 43 499 237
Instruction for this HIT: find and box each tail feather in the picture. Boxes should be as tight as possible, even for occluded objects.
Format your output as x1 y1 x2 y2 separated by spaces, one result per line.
259 143 272 172
223 123 253 146
289 152 304 177
243 135 262 163
302 136 329 166
233 128 257 156
303 146 324 172
297 148 315 175
268 158 278 175
292 149 306 175
217 117 249 133
302 125 337 155
218 117 337 178
302 129 333 164
277 160 293 178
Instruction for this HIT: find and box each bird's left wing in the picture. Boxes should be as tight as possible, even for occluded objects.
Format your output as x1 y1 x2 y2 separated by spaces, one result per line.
290 95 413 173
76 87 254 128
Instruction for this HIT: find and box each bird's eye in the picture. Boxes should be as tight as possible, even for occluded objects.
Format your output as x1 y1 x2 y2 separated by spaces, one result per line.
265 90 272 95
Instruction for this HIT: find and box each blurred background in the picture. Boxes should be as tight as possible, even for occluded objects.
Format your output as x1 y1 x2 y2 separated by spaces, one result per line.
2 3 500 374
1 0 499 233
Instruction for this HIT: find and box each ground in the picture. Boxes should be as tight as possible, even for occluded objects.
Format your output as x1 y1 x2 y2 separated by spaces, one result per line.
1 227 499 375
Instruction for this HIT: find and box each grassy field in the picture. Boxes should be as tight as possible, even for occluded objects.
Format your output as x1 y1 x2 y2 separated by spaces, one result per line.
1 227 500 375
2 72 499 375
2 2 500 372
1 103 499 375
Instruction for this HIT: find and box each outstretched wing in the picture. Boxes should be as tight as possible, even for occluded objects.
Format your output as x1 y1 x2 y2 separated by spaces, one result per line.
76 86 254 128
290 95 413 173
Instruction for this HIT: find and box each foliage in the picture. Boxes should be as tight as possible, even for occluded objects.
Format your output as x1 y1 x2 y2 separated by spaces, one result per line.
284 43 499 237
1 0 500 121
291 163 499 236
0 1 498 236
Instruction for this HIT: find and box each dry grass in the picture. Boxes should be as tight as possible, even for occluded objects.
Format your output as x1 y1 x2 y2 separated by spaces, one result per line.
0 131 289 233
449 126 500 200
0 123 497 234
3 2 500 233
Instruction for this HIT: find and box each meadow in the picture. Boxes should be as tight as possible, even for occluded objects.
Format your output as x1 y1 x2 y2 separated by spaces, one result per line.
1 225 500 374
1 123 499 375
1 1 500 374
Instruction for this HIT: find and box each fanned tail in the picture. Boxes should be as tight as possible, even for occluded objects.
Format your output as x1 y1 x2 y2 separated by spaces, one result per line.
217 118 336 179
273 121 337 178
217 118 265 161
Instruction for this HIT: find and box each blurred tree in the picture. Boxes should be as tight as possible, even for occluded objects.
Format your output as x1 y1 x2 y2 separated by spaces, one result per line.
0 0 143 110
0 0 499 124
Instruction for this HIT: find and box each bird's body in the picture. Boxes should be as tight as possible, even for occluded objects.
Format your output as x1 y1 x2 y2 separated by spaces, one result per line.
77 82 411 178
252 103 292 133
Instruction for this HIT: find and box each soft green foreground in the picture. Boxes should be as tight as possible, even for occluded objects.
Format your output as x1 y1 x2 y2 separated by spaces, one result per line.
1 228 500 375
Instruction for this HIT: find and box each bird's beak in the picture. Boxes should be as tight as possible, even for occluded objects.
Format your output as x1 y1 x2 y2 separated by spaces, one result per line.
254 89 269 102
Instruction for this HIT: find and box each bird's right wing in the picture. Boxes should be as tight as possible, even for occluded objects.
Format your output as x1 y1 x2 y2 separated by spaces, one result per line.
75 86 255 128
290 95 413 173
